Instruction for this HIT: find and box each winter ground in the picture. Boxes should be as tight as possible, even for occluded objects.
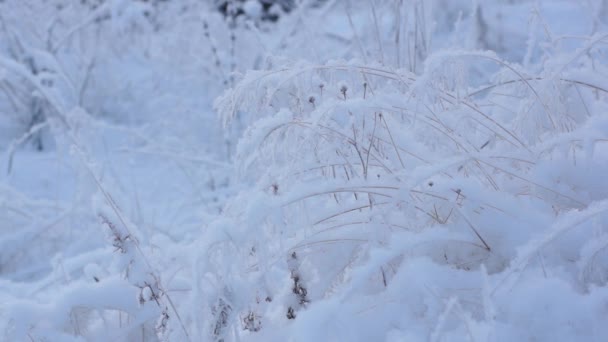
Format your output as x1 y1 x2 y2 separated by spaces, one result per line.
1 0 608 341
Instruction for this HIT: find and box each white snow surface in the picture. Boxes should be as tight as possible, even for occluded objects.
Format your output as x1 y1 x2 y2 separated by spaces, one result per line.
0 0 607 341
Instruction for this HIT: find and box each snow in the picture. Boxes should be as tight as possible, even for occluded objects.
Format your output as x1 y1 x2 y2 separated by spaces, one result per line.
0 0 607 341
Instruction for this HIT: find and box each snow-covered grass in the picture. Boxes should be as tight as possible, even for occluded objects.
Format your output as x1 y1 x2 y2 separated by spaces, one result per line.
1 0 607 341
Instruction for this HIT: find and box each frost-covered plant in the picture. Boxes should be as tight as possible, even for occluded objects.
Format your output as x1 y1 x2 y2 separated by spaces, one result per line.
0 1 229 340
206 1 608 340
1 0 608 341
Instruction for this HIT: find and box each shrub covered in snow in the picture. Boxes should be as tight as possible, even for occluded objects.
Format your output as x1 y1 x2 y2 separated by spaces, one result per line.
0 0 607 341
